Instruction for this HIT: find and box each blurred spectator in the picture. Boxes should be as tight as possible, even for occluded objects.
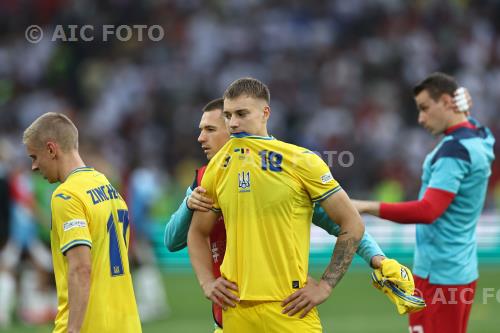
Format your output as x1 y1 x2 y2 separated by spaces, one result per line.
0 162 56 327
2 0 498 207
127 166 170 322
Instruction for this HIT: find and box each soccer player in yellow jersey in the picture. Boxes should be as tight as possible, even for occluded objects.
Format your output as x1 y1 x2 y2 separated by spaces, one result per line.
188 78 365 332
22 112 141 333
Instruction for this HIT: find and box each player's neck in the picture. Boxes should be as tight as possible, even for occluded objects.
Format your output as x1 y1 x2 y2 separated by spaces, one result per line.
446 114 469 129
59 151 86 182
253 126 269 137
443 114 474 135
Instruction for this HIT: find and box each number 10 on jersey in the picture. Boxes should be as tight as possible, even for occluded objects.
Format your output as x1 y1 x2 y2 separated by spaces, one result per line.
259 150 283 172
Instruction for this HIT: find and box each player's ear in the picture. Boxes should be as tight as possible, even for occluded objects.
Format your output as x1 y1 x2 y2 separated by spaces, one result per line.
440 94 454 111
263 106 271 121
46 141 58 159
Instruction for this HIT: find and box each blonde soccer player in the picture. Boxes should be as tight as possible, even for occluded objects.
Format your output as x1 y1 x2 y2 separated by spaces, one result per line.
166 98 395 332
23 112 141 333
188 78 365 332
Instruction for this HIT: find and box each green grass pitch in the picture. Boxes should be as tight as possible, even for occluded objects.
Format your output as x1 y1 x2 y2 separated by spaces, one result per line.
4 266 500 332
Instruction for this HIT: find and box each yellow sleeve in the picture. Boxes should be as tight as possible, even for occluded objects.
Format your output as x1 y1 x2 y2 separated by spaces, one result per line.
201 155 225 212
295 151 341 202
51 191 92 254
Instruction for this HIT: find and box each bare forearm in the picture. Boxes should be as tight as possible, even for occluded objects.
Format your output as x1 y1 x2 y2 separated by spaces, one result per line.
321 214 365 289
320 191 364 289
364 201 380 216
187 227 215 289
67 266 91 333
321 227 362 289
351 199 380 216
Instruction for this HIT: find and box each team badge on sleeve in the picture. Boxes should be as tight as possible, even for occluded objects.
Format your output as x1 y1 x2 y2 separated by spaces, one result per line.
321 172 334 184
63 219 87 232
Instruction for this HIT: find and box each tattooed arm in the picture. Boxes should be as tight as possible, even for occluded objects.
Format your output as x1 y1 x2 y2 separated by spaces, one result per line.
282 189 364 317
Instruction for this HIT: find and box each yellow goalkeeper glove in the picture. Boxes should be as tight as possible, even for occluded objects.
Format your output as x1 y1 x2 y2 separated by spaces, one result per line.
371 259 426 315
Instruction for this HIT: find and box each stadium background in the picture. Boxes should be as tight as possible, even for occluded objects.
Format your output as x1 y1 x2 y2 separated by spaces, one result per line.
0 0 499 332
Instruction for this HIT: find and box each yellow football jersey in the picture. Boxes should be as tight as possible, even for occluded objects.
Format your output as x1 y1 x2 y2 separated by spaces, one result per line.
50 167 141 333
201 133 340 300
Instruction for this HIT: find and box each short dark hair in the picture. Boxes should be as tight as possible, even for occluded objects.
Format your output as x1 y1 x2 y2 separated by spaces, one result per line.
223 77 270 103
202 98 224 112
413 72 458 101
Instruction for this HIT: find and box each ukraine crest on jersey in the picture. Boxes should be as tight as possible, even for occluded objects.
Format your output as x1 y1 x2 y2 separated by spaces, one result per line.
50 167 141 333
201 133 341 300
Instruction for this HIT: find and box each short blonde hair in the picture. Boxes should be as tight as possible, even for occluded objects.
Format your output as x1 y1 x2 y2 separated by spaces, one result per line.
22 112 79 152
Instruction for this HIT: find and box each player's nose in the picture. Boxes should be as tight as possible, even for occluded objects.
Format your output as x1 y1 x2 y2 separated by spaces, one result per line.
418 113 425 126
229 117 239 129
198 131 206 143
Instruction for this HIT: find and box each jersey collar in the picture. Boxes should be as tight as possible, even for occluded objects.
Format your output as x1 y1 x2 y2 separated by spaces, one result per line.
67 166 94 178
230 132 275 140
444 121 476 135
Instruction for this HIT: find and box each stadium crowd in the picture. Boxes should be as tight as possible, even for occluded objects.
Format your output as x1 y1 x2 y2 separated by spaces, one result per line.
1 0 500 201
